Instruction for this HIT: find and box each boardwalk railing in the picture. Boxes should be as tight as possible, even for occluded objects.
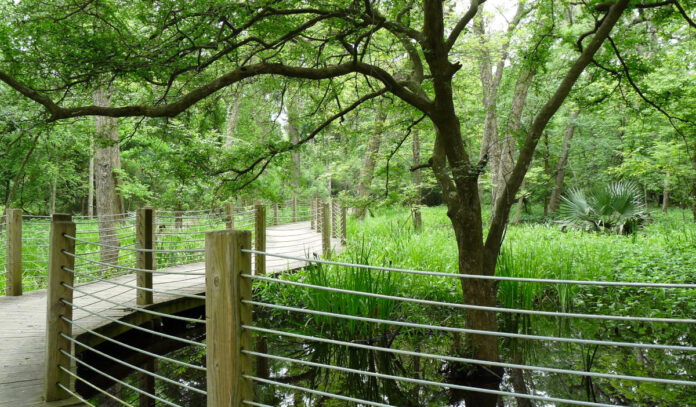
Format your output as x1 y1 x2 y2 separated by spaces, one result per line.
39 199 346 406
230 249 696 407
40 206 696 406
0 198 340 295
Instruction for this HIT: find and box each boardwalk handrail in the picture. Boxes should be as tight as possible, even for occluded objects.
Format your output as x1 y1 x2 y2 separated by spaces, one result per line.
233 248 695 407
38 199 338 406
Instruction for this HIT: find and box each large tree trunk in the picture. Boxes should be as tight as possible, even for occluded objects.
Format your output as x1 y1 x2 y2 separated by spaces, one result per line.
662 171 670 213
88 132 94 217
355 104 386 219
93 87 124 271
224 87 241 148
412 129 423 231
548 110 580 212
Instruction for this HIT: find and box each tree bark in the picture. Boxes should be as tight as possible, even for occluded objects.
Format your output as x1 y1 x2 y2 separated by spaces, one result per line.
549 110 580 212
662 171 670 213
412 129 423 231
93 87 124 271
355 104 386 219
49 175 57 214
286 101 302 190
513 178 526 225
495 68 535 207
88 132 94 217
224 87 241 148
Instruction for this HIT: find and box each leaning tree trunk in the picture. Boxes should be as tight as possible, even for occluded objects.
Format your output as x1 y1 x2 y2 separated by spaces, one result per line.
355 104 386 219
93 87 124 272
548 111 580 212
495 68 535 207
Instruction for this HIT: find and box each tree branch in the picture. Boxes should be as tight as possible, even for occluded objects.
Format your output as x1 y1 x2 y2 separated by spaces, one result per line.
445 0 486 51
0 62 431 122
485 0 631 260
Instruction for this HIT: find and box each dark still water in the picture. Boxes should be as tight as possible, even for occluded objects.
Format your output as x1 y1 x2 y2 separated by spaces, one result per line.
87 321 695 407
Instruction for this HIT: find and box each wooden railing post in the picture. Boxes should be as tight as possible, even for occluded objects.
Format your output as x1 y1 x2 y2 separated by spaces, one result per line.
6 208 22 296
292 197 297 222
341 205 347 245
136 207 156 406
331 200 338 239
226 202 235 229
273 203 279 226
322 201 331 257
254 202 266 276
317 199 323 234
310 199 316 229
205 229 253 407
136 207 155 305
44 214 76 401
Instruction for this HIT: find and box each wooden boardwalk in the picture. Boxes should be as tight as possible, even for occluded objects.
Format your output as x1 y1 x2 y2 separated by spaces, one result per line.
0 221 340 406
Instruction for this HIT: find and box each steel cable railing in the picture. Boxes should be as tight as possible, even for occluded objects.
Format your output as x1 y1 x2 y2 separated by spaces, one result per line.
235 247 696 407
36 201 327 405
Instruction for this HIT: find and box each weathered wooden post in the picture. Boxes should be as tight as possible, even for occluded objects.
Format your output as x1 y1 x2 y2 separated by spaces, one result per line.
273 203 279 225
136 207 156 406
254 201 266 276
341 205 347 246
292 197 297 222
322 201 331 257
413 207 423 232
136 207 155 305
331 200 338 239
205 229 253 407
226 202 235 229
317 199 323 234
310 199 316 229
6 209 22 296
44 214 76 401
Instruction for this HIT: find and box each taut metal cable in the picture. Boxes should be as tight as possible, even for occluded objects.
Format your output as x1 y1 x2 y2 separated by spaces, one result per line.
60 349 184 407
243 274 694 324
244 350 623 407
59 366 134 407
244 300 696 351
243 325 694 386
56 383 97 407
61 333 207 396
62 317 205 371
243 249 696 289
63 300 206 347
65 268 205 300
65 283 205 324
244 375 394 407
64 234 204 253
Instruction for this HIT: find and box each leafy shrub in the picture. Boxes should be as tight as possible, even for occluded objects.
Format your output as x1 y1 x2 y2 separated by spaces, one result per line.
558 181 647 234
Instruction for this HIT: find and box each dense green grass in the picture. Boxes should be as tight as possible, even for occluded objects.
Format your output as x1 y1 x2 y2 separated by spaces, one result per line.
255 205 696 405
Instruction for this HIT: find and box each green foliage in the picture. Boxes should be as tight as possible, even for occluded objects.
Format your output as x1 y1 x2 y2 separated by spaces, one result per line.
559 181 648 234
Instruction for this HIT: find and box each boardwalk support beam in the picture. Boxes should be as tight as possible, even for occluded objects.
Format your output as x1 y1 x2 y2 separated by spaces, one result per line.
205 229 253 407
6 208 22 296
44 214 76 401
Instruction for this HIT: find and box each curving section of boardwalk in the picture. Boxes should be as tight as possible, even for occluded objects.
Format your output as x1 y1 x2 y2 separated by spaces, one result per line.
0 221 341 407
